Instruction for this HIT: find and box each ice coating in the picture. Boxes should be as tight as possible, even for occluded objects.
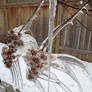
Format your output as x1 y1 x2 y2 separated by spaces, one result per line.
48 0 57 91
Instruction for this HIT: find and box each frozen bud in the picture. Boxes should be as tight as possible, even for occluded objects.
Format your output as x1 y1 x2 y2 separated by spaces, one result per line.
32 56 40 64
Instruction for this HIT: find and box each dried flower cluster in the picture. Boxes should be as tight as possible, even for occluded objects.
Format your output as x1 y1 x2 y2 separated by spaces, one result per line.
2 31 24 68
24 49 47 80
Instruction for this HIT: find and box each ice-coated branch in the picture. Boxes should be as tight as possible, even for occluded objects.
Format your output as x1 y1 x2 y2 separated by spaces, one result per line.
39 1 88 51
19 0 45 33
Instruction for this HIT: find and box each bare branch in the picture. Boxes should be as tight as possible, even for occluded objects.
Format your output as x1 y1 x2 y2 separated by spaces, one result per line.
19 0 45 33
39 1 88 51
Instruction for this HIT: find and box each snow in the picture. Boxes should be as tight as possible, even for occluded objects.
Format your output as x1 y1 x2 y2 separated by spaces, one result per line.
0 43 92 92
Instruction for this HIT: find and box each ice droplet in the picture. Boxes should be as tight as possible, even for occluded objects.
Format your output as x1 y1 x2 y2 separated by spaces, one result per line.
80 0 83 4
79 10 83 14
83 7 88 11
69 21 73 25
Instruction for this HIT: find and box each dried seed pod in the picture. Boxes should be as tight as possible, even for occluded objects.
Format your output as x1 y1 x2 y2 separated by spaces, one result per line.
11 55 16 59
30 49 37 55
31 67 36 71
10 30 14 34
2 29 24 70
32 56 40 64
4 61 12 68
12 34 18 40
27 69 34 80
33 70 38 75
13 40 18 46
36 64 43 69
7 50 13 55
18 33 22 37
9 48 17 53
40 52 47 60
17 40 24 46
28 74 34 80
7 56 13 60
9 45 15 49
5 38 12 44
29 62 34 66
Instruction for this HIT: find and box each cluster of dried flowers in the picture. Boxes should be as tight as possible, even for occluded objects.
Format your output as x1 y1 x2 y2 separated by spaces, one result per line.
24 49 47 80
2 31 24 68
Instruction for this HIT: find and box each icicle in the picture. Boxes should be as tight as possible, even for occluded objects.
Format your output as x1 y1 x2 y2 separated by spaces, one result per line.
48 0 57 92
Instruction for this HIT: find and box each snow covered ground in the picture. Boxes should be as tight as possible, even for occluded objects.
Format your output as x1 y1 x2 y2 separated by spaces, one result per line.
0 42 92 92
